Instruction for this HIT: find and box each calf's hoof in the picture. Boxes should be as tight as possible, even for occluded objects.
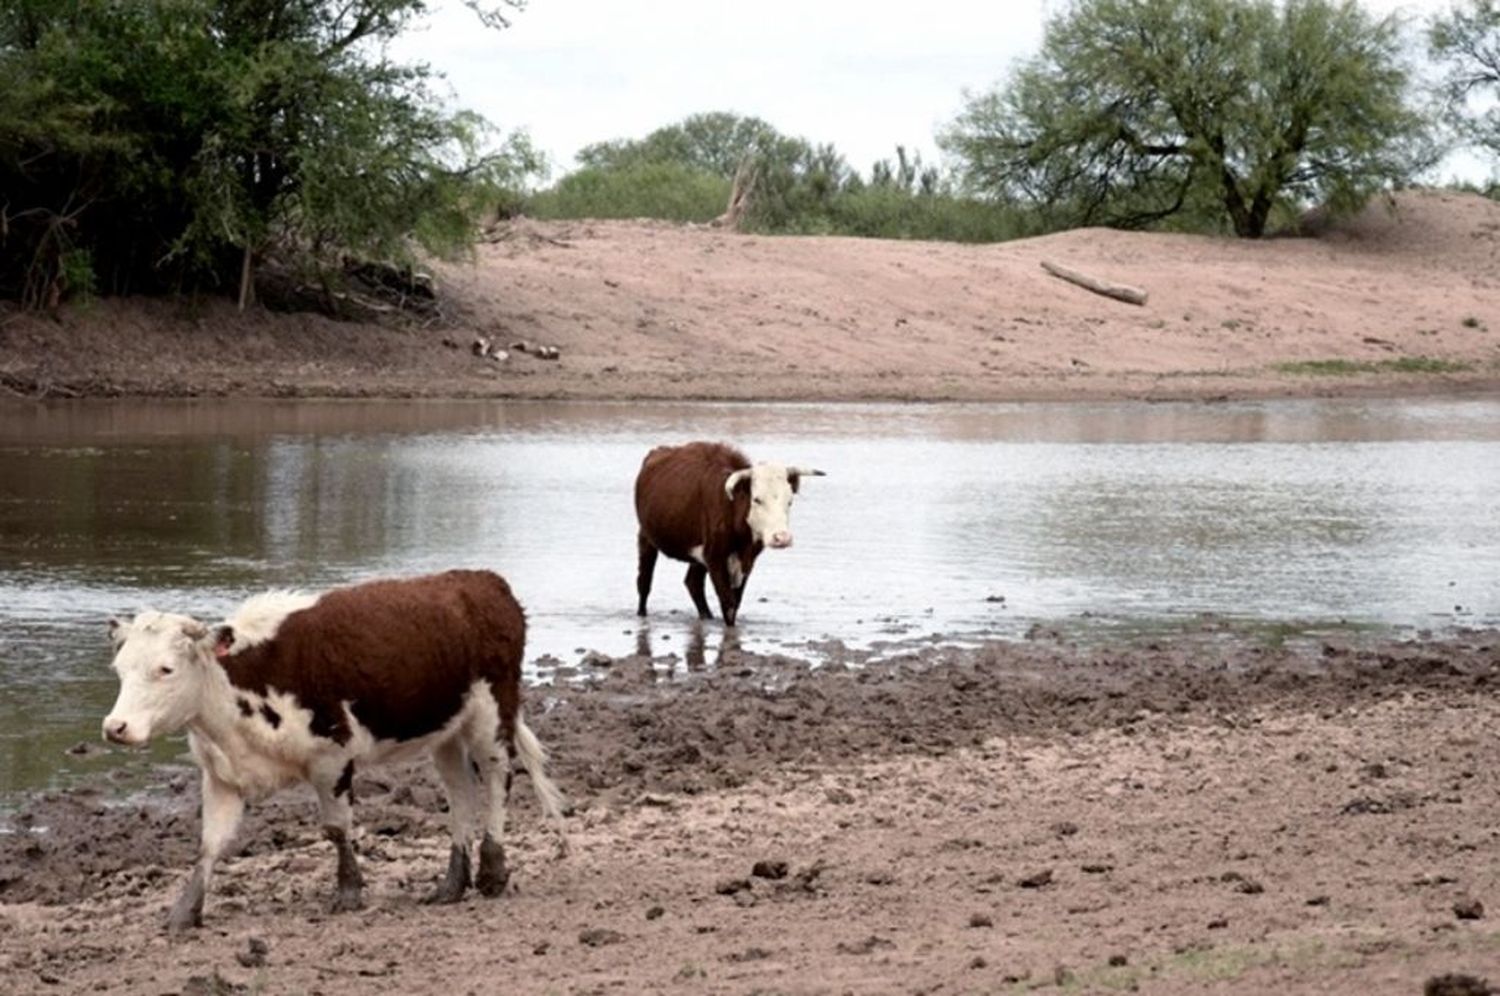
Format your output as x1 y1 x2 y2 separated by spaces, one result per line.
165 909 201 935
423 843 472 905
166 872 205 934
328 886 365 914
475 836 510 897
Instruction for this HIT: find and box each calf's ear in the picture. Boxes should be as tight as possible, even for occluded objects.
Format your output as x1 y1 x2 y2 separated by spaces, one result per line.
210 624 236 659
108 617 127 647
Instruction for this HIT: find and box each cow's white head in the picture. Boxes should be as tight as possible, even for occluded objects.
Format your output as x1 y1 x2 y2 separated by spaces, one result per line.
724 463 825 549
102 611 213 746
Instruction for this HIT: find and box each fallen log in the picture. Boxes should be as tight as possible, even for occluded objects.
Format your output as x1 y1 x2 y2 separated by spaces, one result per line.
1040 260 1148 306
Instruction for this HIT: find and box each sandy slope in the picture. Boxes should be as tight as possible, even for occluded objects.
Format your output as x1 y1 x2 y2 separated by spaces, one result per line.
1 188 1497 401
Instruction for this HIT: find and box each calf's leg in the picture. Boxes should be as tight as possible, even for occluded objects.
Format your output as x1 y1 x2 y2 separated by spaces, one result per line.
312 760 364 913
468 712 512 897
168 769 244 933
426 738 481 904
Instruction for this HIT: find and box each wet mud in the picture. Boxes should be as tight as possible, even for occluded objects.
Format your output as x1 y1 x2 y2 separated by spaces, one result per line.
2 628 1497 994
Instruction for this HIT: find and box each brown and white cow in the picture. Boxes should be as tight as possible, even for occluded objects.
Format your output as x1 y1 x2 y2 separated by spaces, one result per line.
102 569 567 933
634 441 824 627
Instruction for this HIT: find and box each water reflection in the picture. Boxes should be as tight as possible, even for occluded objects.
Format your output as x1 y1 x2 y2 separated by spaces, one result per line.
1 396 1498 796
629 622 740 675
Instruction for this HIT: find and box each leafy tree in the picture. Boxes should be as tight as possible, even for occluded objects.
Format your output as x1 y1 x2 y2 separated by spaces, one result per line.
577 112 803 180
0 0 541 309
939 0 1432 237
572 112 855 229
1430 0 1500 161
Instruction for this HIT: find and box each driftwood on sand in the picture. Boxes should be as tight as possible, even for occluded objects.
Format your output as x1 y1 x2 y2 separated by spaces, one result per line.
1040 260 1149 306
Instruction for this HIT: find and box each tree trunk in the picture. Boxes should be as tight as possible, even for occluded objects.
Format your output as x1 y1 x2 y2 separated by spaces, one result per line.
713 158 757 230
1040 260 1149 306
237 244 255 311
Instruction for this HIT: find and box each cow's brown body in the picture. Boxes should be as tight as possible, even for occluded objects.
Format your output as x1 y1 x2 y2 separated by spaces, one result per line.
221 571 524 747
634 442 769 626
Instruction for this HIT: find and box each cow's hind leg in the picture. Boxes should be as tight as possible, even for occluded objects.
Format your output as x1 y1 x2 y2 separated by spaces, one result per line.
312 759 364 914
637 533 659 616
685 563 713 619
426 738 480 904
468 702 512 897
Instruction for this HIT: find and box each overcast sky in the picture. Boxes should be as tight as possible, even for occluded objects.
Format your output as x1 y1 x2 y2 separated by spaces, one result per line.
391 0 1492 183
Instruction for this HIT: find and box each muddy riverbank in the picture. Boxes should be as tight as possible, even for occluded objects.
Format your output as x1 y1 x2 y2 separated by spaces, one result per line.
2 628 1497 994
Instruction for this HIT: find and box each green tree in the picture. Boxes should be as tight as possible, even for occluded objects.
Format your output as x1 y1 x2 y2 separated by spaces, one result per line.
0 0 541 308
1431 0 1500 162
577 112 804 180
939 0 1432 237
571 111 855 230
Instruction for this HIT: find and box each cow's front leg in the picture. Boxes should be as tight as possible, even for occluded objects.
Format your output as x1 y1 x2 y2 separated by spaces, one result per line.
684 563 713 619
313 761 364 914
731 551 759 615
168 769 244 933
708 561 739 627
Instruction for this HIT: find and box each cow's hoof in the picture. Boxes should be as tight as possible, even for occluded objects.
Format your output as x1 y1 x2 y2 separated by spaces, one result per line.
423 843 471 904
328 887 365 914
476 837 509 897
165 911 200 935
423 880 468 905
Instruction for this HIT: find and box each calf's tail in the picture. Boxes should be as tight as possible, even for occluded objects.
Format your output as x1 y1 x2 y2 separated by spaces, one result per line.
513 712 570 855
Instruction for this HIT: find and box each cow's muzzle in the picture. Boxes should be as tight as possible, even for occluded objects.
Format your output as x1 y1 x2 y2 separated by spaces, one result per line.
102 719 138 745
768 532 793 549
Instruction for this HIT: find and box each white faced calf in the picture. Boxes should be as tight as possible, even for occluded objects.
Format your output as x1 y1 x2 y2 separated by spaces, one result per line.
634 441 824 626
103 570 567 933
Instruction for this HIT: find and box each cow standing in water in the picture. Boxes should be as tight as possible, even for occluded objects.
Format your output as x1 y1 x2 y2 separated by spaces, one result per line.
102 569 567 932
634 442 824 626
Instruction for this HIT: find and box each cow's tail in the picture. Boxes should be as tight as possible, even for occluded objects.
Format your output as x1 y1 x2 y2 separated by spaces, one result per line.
513 712 570 856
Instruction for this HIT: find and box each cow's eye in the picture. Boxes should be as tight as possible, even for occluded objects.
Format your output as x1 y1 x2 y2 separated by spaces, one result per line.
752 497 763 505
157 665 175 678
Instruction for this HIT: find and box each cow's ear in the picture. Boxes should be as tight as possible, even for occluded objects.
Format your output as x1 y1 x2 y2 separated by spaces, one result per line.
108 617 127 647
210 624 235 660
724 468 752 499
786 466 825 493
180 619 208 640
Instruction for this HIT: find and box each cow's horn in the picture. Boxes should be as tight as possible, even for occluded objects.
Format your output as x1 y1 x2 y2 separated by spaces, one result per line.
787 467 826 479
724 468 752 498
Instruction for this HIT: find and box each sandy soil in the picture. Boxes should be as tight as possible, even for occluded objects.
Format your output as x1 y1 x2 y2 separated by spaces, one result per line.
2 629 1498 995
1 188 1497 403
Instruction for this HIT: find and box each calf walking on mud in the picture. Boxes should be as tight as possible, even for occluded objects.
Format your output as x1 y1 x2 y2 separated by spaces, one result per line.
634 441 824 627
102 569 567 932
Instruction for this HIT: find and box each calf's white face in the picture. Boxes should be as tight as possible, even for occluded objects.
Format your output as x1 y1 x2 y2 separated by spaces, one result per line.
725 462 824 549
103 611 211 746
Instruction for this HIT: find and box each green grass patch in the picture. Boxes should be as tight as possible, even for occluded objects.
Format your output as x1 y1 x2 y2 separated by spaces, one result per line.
1276 357 1474 376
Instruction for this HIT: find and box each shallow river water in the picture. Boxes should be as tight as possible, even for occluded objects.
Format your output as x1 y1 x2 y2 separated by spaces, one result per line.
1 396 1497 796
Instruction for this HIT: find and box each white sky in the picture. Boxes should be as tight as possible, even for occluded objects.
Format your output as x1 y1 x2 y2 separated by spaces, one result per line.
392 0 1494 183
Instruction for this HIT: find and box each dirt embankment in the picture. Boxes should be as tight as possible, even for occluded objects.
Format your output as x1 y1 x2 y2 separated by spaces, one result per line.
2 630 1498 995
1 188 1497 404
